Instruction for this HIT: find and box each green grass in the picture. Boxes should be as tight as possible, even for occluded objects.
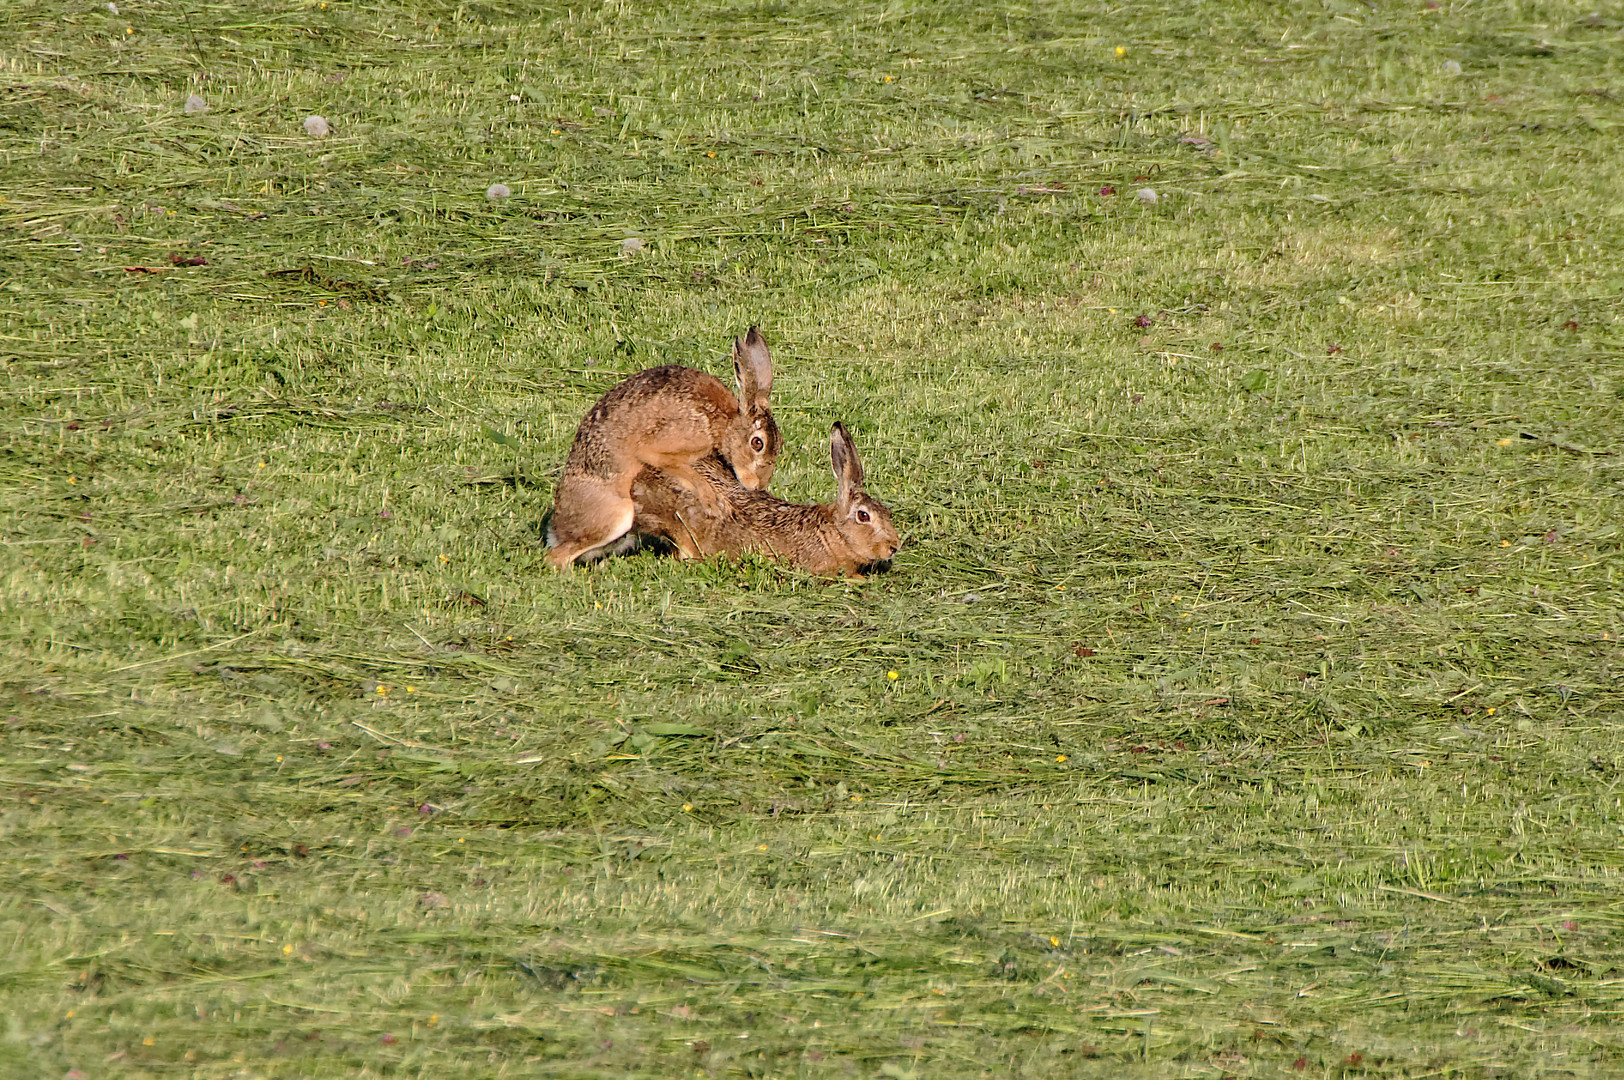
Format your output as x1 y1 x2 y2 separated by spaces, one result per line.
3 0 1624 1076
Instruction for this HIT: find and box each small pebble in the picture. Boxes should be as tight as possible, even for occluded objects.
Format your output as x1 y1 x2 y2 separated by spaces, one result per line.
486 183 511 199
620 236 644 253
184 94 208 114
961 593 981 604
1441 60 1462 76
303 114 330 137
1135 187 1158 204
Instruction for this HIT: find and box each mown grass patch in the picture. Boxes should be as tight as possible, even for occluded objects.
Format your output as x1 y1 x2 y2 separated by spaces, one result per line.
3 1 1623 1076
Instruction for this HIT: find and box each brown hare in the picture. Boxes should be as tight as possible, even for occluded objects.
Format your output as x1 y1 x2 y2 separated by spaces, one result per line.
546 327 781 568
629 422 899 579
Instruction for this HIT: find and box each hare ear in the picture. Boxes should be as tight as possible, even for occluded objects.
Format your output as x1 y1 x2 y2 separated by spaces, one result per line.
830 422 864 508
732 325 773 410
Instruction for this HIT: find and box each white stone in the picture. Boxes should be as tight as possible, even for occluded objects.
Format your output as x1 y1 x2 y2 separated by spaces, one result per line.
303 115 331 137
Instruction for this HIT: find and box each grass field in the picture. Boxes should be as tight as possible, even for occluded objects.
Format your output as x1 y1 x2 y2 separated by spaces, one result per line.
3 1 1624 1076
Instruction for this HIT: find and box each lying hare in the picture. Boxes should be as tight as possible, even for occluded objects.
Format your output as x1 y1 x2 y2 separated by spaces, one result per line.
630 422 899 579
546 327 781 568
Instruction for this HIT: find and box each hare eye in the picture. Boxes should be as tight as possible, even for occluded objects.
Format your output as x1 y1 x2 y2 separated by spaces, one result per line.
857 509 871 523
751 436 765 452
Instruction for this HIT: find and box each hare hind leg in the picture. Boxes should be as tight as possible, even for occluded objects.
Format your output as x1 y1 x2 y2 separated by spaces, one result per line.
547 474 637 569
662 509 710 561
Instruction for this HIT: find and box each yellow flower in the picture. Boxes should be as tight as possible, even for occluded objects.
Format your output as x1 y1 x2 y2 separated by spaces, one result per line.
757 844 768 851
282 944 293 955
682 803 693 812
376 685 390 695
1496 438 1512 446
704 151 716 158
439 553 451 563
1500 539 1511 547
1049 935 1060 946
884 75 894 82
887 670 899 681
1115 45 1126 56
1055 755 1068 763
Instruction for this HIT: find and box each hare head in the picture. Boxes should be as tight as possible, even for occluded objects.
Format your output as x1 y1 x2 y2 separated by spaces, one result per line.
827 421 899 571
717 326 782 490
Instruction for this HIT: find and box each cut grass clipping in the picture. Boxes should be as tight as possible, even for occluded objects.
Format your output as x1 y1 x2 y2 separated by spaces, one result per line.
3 2 1623 1077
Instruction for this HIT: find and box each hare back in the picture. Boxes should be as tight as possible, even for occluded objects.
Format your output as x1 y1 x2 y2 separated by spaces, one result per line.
563 366 740 481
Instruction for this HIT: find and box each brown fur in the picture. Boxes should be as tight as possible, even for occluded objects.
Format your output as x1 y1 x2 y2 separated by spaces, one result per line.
546 328 782 568
629 422 900 579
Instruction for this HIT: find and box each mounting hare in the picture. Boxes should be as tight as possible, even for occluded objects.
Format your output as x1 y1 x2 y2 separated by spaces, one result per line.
630 422 900 579
546 327 781 568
